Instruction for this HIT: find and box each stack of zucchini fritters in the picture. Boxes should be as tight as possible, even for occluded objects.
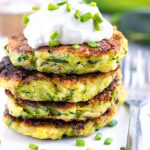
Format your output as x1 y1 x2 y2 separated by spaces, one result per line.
0 27 127 140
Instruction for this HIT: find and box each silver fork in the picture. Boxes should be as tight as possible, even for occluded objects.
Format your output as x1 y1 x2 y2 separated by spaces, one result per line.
122 47 150 150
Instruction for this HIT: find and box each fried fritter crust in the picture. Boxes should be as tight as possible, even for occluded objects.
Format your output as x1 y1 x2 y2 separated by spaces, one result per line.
5 27 128 74
0 57 119 102
3 101 119 140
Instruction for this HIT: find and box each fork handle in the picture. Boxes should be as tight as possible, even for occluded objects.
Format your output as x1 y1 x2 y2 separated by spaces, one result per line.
126 105 143 150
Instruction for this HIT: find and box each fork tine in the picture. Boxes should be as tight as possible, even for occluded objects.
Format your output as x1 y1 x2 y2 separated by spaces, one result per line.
129 49 138 89
145 51 150 88
122 51 131 88
136 49 145 88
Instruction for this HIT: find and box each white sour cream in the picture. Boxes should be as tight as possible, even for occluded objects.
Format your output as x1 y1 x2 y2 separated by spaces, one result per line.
23 1 113 49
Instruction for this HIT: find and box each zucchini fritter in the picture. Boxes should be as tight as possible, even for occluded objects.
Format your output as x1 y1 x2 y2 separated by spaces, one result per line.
3 102 119 140
6 78 121 121
0 57 119 102
5 28 127 74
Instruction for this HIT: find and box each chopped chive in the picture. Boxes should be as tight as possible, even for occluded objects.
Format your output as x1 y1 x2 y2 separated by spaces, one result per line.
29 143 38 150
86 148 93 150
93 13 103 23
94 21 100 31
80 12 93 22
48 3 59 11
22 14 29 25
75 139 85 147
49 41 60 48
50 31 59 40
120 147 126 150
87 42 99 48
72 44 80 49
66 3 71 12
94 133 102 140
90 2 97 7
74 10 81 20
104 137 113 145
57 1 67 6
107 120 118 127
93 13 103 31
32 6 40 11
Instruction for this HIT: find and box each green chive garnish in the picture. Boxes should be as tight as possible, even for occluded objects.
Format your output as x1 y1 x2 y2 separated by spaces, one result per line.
32 6 40 11
87 42 99 48
86 148 93 150
94 133 102 140
107 120 118 127
72 44 80 49
93 13 103 31
94 21 100 31
120 147 126 150
75 139 85 147
29 143 38 150
90 2 97 7
104 138 113 145
93 13 103 23
48 3 59 11
74 10 81 20
57 1 67 6
49 41 60 48
66 3 71 12
22 14 30 25
80 12 92 22
51 31 59 40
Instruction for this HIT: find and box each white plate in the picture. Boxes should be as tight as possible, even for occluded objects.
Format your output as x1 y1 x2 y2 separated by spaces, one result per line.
0 38 150 150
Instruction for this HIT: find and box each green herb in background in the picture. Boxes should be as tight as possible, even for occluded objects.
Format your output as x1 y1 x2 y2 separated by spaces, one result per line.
104 137 113 145
29 143 39 150
76 139 85 147
111 9 150 45
84 0 150 13
107 120 118 127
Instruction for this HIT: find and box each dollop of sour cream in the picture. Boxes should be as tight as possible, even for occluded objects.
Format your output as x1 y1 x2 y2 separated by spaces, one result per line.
23 1 113 49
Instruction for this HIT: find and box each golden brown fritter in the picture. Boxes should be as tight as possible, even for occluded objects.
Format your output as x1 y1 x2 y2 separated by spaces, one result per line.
5 27 128 74
3 101 120 139
6 77 121 121
0 57 119 102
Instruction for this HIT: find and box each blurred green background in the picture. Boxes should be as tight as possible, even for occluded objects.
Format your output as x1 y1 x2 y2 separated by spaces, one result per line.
84 0 150 45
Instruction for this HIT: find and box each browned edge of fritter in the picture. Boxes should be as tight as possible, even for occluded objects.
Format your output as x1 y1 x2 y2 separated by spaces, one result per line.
6 27 124 57
5 75 120 110
4 100 119 129
0 56 120 82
